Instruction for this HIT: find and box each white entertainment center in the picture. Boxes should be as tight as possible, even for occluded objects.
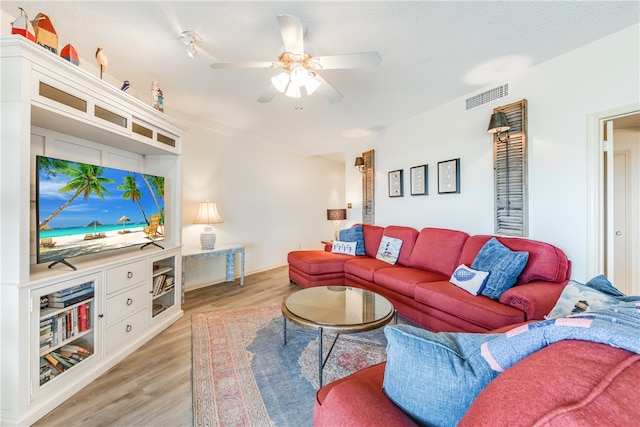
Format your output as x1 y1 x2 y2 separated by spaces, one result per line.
1 36 186 426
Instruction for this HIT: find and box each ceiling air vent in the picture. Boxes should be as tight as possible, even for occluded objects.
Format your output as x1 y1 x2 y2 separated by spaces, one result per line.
464 83 509 111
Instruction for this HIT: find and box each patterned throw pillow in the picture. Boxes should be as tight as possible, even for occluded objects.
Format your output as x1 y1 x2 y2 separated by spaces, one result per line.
546 276 624 319
338 224 365 255
450 264 489 295
471 238 529 299
375 236 403 264
330 240 357 256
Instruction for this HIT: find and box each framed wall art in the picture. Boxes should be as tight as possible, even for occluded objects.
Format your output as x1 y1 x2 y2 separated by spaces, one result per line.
437 158 460 194
410 164 428 196
388 169 403 197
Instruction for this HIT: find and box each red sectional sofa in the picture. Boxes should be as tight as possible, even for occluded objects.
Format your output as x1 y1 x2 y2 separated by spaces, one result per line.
313 340 640 426
288 224 571 332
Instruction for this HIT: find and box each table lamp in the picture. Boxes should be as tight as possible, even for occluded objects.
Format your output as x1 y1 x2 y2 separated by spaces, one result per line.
327 208 347 241
194 201 223 249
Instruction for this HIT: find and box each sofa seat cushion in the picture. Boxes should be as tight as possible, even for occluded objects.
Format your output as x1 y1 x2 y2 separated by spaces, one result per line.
415 281 525 329
374 266 448 298
459 340 640 426
314 363 417 427
287 250 352 275
409 227 469 276
343 257 394 282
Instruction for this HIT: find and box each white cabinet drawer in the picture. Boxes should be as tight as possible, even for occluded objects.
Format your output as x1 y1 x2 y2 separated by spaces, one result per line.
106 284 148 326
106 260 147 294
106 309 147 354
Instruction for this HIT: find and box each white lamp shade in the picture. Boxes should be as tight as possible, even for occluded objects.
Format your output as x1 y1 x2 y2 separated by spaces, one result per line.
193 201 223 225
271 72 290 93
304 76 321 95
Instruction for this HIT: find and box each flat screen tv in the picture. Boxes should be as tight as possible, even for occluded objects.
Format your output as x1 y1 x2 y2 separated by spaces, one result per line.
36 155 165 269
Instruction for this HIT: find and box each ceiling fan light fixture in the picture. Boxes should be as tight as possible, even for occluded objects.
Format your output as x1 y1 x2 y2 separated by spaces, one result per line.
304 76 321 95
284 83 301 99
271 72 290 93
289 65 309 87
180 30 202 59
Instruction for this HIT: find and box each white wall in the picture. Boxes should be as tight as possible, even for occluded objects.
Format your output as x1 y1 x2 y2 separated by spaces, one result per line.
347 24 640 283
173 113 345 289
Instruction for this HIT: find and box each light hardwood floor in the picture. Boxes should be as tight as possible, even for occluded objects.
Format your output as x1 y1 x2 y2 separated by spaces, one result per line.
34 265 300 427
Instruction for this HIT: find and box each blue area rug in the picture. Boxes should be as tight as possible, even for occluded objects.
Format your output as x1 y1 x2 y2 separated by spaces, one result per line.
192 304 388 427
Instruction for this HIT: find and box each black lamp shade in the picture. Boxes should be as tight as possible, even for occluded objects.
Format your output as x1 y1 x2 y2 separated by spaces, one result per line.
327 209 347 221
354 156 365 167
487 112 511 133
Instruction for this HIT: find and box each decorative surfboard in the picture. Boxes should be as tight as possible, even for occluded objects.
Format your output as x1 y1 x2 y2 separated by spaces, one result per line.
32 12 58 54
61 44 80 66
11 8 35 42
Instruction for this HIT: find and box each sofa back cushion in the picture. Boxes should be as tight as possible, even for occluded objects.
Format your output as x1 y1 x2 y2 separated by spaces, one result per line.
459 235 570 284
363 224 384 258
409 228 469 276
381 226 419 266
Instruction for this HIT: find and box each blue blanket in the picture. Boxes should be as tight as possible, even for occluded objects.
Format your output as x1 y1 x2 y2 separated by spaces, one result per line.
481 299 640 372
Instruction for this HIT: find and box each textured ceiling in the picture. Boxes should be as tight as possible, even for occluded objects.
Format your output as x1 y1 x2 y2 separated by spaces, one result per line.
2 1 639 158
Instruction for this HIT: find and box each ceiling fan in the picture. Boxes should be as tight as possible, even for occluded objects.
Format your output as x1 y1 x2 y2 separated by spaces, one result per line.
210 15 381 104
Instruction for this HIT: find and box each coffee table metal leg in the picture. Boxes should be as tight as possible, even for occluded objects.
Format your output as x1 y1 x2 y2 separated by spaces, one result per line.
283 317 287 345
318 327 323 388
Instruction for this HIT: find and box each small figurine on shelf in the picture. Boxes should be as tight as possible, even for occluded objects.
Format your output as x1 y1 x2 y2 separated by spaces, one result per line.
61 44 80 66
121 80 130 92
11 7 36 41
151 80 164 112
32 12 58 53
95 47 108 79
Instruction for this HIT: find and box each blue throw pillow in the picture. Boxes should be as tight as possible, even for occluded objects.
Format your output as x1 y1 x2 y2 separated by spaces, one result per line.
471 237 529 299
338 224 365 255
383 325 499 426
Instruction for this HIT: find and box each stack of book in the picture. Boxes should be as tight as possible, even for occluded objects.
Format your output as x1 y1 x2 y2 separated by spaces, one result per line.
152 274 174 296
48 282 94 308
39 344 92 385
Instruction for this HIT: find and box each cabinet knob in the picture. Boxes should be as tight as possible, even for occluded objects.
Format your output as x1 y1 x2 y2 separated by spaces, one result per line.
98 314 104 318
126 324 132 333
126 298 133 305
127 271 133 279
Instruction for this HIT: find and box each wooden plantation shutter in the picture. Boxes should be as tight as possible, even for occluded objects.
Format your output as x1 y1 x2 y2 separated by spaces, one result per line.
494 99 528 236
362 149 375 225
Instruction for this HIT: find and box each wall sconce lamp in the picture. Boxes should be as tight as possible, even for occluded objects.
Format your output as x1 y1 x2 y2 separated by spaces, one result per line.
180 30 202 59
327 208 347 240
193 200 223 250
487 112 511 143
354 156 365 173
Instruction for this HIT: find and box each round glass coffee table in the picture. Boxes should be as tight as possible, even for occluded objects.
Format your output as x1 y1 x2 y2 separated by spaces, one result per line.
281 286 396 388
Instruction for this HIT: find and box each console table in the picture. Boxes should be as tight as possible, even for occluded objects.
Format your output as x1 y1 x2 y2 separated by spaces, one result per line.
181 244 246 299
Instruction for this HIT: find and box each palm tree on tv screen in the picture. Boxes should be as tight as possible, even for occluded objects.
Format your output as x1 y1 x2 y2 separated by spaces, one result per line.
141 174 164 220
39 162 114 229
118 174 150 225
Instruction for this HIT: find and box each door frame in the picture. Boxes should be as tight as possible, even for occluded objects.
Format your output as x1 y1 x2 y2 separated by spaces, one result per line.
586 103 639 279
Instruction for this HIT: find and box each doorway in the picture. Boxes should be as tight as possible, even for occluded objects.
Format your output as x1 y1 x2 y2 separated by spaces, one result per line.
591 109 639 295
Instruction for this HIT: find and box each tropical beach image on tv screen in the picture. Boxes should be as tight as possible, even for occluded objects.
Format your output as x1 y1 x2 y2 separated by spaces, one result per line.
36 155 165 265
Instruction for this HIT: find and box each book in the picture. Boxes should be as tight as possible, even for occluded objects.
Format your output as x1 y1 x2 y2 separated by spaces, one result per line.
48 292 94 308
50 351 74 370
61 344 91 356
49 287 94 302
44 353 65 373
78 303 87 332
51 281 92 298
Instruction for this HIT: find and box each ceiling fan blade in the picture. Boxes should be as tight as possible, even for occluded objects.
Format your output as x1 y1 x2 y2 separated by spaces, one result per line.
314 52 382 70
277 15 304 54
210 61 274 69
257 85 279 103
313 74 343 103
